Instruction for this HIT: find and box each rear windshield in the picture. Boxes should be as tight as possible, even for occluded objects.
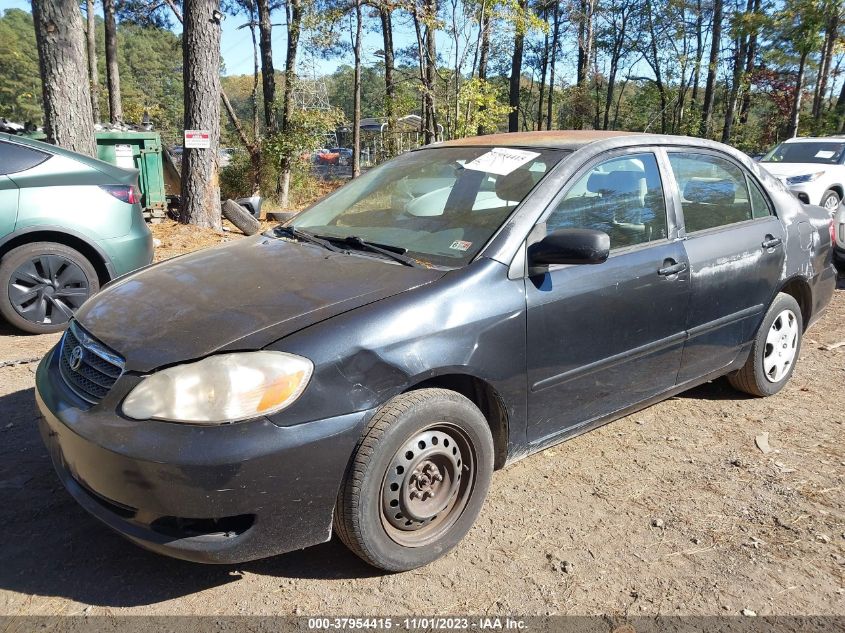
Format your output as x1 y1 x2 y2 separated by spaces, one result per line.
292 146 569 267
762 141 845 165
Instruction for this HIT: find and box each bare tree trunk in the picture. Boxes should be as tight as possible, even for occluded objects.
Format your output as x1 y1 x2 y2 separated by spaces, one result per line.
814 11 838 119
180 0 222 230
33 0 96 155
738 0 760 127
699 0 722 137
86 0 100 123
722 0 753 143
249 19 260 141
787 51 808 138
475 0 490 135
412 7 428 138
508 0 527 132
424 0 438 143
691 0 703 105
536 5 549 131
603 5 628 130
257 0 276 132
546 1 559 130
103 0 122 123
352 0 362 177
379 5 396 153
279 0 302 208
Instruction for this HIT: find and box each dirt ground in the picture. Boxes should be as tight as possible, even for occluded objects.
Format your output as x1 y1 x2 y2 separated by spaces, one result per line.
0 235 842 616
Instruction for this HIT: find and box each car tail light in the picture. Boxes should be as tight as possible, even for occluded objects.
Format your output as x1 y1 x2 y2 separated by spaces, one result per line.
100 184 140 204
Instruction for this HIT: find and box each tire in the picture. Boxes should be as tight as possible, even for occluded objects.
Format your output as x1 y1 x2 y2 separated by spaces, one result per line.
0 242 100 334
728 292 803 397
334 388 494 572
222 199 261 236
820 189 840 213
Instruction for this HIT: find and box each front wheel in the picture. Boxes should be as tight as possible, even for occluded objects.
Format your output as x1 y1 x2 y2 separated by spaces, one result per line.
0 242 100 334
334 388 494 571
728 292 803 397
821 189 840 213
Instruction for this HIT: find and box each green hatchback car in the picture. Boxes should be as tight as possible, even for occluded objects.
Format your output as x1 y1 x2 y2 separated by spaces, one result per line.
0 133 153 333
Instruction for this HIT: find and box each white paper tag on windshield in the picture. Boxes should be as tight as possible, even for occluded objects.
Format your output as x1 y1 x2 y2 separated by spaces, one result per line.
463 147 541 176
815 150 835 158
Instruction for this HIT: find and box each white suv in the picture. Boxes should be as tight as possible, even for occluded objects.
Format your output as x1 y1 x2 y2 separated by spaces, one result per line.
834 203 845 268
760 136 845 212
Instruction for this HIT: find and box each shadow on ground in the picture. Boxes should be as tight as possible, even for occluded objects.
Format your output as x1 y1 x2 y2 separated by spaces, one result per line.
0 387 380 609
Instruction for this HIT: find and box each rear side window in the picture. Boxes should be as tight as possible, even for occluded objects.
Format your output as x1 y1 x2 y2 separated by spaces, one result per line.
547 152 668 250
748 176 772 218
667 152 754 232
0 141 50 176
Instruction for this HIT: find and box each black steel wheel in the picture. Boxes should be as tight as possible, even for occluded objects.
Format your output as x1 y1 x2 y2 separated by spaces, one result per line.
334 388 494 572
0 242 99 334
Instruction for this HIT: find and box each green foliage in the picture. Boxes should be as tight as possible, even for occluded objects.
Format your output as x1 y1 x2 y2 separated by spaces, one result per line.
262 101 345 166
0 10 184 143
116 24 184 143
456 78 513 137
0 9 42 123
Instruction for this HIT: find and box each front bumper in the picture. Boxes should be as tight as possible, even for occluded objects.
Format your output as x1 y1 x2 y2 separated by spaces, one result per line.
36 348 370 564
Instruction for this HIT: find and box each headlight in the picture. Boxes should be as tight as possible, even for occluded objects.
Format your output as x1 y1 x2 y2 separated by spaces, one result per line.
122 351 313 424
786 171 825 185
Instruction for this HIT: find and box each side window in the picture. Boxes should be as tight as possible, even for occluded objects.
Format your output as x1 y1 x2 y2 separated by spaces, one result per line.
667 152 754 232
546 152 668 250
748 176 773 218
0 141 50 176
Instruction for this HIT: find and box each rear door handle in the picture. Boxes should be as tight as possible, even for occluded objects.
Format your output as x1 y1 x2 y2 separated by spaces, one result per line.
658 260 688 276
762 235 783 249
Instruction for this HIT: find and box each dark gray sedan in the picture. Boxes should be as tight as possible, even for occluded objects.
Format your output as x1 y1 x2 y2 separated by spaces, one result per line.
35 131 836 571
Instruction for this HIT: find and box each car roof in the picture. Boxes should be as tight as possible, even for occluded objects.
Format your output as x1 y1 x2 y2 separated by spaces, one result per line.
0 131 137 180
428 130 757 156
780 136 845 144
433 130 642 150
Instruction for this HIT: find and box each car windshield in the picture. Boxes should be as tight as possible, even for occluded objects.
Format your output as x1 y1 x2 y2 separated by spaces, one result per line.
762 141 845 165
291 146 568 267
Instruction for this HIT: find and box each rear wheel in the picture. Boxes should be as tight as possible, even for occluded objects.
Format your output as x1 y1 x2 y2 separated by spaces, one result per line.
728 292 802 397
334 388 494 571
0 242 99 334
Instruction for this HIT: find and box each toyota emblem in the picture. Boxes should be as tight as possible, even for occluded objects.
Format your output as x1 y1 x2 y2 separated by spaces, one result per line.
68 346 84 371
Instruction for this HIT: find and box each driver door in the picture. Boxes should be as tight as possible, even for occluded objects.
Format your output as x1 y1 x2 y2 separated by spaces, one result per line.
525 149 691 447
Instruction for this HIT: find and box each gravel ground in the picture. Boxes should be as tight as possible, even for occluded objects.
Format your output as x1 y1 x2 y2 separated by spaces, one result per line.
0 268 842 617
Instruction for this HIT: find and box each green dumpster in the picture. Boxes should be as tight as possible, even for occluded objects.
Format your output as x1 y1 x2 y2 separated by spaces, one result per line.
95 131 167 222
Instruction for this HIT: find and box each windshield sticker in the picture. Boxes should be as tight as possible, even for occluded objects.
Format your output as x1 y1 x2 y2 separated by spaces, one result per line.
815 150 836 158
450 240 472 251
463 147 541 176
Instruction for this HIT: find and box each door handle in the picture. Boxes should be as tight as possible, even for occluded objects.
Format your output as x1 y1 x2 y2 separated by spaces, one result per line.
762 235 783 249
658 260 688 276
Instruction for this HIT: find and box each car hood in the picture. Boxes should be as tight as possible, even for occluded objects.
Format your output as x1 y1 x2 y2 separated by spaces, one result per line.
74 235 446 372
759 162 834 178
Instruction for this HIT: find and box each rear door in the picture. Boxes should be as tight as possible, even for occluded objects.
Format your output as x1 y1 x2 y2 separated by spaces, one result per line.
0 139 51 235
525 148 691 446
664 149 786 383
0 174 17 236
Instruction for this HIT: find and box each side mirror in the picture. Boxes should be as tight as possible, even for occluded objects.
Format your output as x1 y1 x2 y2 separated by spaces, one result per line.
528 228 610 272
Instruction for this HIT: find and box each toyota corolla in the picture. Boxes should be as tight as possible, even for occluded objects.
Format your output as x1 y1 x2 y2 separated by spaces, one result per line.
36 131 836 571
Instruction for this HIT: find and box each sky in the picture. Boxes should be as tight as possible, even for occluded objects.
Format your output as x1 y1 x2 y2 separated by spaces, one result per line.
0 0 423 77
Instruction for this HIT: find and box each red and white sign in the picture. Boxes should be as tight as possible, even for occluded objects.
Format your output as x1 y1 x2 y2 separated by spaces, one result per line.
184 129 211 149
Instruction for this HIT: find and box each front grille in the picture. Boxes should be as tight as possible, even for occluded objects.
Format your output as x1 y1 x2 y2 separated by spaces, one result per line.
58 321 124 404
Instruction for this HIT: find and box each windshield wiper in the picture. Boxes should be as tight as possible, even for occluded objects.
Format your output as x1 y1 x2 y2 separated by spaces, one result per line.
337 235 422 267
274 226 345 253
